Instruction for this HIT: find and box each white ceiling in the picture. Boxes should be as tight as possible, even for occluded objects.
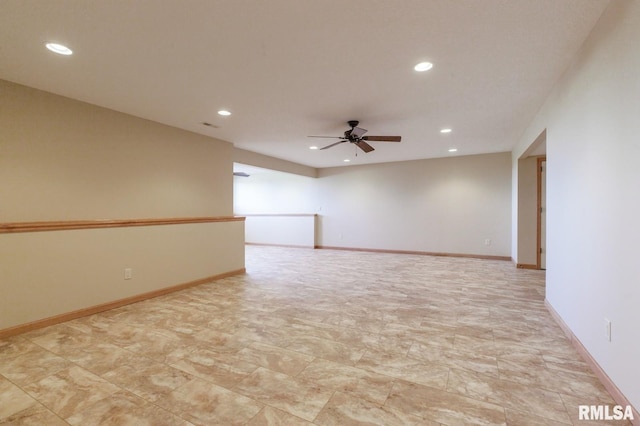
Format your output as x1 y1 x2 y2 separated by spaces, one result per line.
0 0 609 169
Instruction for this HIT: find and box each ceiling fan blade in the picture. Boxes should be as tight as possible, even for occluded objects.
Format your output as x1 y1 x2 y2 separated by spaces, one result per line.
362 135 402 142
320 140 348 150
308 135 343 139
355 140 375 153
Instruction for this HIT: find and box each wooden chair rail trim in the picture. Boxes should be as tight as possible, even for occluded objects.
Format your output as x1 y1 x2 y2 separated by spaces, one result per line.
0 216 245 234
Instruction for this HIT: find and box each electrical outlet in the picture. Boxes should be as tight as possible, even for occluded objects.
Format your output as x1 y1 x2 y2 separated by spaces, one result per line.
124 268 132 280
484 238 491 246
605 318 611 342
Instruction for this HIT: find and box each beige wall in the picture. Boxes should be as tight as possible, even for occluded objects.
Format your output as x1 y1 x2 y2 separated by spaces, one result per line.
235 152 512 257
511 0 640 410
317 153 512 256
1 80 232 221
0 80 243 331
244 215 316 248
1 222 244 329
234 148 317 178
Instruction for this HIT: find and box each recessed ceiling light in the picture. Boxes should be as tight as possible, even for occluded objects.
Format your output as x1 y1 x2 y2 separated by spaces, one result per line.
45 42 73 55
343 159 351 163
448 148 458 152
217 110 231 116
309 146 319 150
414 62 433 72
440 128 452 134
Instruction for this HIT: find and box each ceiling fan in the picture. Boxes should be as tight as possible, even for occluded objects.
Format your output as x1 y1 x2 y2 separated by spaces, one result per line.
308 120 401 153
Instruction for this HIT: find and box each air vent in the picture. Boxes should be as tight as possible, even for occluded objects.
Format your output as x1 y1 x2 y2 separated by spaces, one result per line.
202 122 219 128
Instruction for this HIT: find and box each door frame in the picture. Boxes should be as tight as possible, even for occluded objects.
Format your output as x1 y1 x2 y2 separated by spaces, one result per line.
536 156 546 269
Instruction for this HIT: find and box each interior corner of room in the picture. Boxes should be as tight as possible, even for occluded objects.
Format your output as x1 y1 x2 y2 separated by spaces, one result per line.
1 0 639 418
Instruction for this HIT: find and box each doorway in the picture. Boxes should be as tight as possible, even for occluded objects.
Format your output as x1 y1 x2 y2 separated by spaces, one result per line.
516 129 546 270
537 157 546 270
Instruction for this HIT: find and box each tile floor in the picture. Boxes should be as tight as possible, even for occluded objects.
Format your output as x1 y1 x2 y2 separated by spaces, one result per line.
0 246 628 425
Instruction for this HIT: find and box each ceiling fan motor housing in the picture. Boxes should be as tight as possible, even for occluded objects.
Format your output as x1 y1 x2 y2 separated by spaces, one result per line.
311 120 401 152
345 121 359 140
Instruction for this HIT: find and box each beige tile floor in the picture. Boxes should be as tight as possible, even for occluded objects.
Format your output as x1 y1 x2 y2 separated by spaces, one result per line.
0 245 628 425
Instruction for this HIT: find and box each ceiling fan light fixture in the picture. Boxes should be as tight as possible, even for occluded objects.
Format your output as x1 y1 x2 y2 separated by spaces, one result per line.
217 110 231 116
45 42 73 55
414 62 433 72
